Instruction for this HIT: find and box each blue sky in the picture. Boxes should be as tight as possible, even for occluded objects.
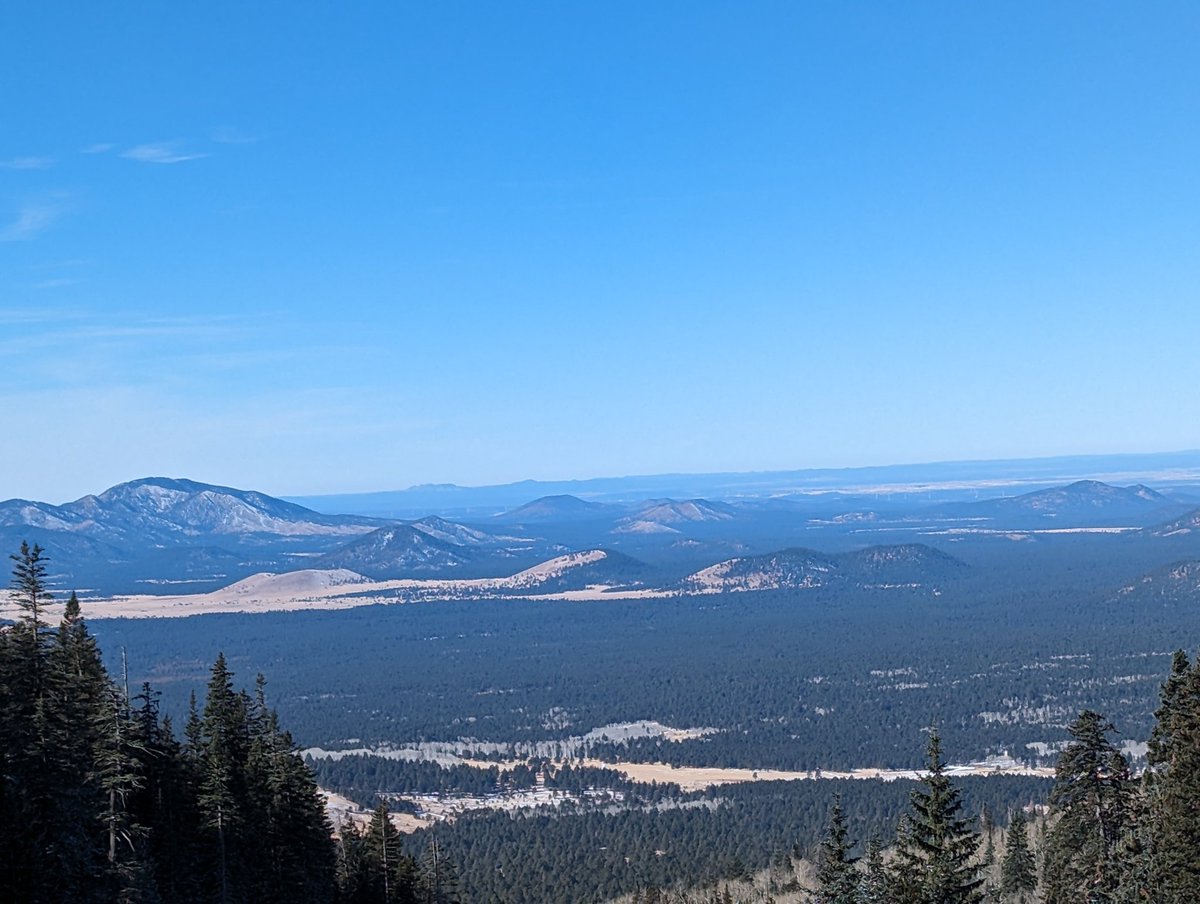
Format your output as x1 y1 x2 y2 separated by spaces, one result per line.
3 3 1199 502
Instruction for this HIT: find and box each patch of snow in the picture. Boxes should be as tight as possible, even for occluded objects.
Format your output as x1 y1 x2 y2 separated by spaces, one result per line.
613 520 682 535
223 569 372 596
497 550 608 588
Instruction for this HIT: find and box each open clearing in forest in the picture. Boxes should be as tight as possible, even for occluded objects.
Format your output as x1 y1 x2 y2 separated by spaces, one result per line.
317 751 1054 833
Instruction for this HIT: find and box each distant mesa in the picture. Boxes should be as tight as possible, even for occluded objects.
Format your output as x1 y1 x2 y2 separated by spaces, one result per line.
495 495 614 523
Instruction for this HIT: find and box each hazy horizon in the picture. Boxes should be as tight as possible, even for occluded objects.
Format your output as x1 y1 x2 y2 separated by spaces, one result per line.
9 446 1200 508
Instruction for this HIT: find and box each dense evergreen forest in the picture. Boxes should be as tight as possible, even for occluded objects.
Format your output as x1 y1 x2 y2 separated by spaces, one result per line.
396 772 1048 904
8 541 1200 902
395 655 1200 903
96 532 1200 771
0 544 459 903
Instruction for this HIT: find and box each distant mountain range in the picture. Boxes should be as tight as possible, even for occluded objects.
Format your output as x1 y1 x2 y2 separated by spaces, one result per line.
3 473 1199 597
284 450 1200 519
0 478 542 592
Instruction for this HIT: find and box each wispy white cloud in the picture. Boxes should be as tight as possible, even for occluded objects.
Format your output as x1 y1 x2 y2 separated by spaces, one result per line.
31 277 80 290
0 311 262 358
122 141 207 164
0 307 85 325
211 125 258 144
0 201 64 242
0 156 55 170
31 257 92 270
81 143 114 154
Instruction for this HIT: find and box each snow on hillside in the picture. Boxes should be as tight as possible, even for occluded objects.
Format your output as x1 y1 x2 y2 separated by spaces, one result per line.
222 569 372 596
635 499 735 523
498 550 609 588
612 519 681 535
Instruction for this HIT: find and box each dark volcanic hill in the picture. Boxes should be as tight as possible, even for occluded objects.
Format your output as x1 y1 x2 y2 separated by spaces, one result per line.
684 543 966 593
494 548 652 593
686 548 840 592
613 498 737 534
495 495 617 523
410 515 512 547
839 543 969 586
965 480 1173 525
316 525 471 577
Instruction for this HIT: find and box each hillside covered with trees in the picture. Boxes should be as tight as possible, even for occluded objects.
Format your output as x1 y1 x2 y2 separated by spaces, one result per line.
0 543 460 903
6 542 1200 902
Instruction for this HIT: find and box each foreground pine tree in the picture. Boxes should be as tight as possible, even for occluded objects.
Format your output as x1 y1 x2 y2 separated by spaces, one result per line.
998 808 1035 903
334 801 425 904
1042 710 1132 904
888 729 983 904
0 543 108 901
1142 649 1200 903
811 795 860 904
0 545 338 903
419 833 462 904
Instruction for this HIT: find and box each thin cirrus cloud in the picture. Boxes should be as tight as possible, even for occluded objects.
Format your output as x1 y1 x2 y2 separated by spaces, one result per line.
32 277 80 290
0 201 63 242
121 141 207 164
0 156 55 170
81 143 114 154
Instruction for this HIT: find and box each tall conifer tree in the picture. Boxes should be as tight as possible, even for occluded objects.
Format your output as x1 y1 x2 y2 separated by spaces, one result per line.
1142 649 1200 902
998 808 1036 903
1043 711 1131 904
889 729 983 904
812 794 860 904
